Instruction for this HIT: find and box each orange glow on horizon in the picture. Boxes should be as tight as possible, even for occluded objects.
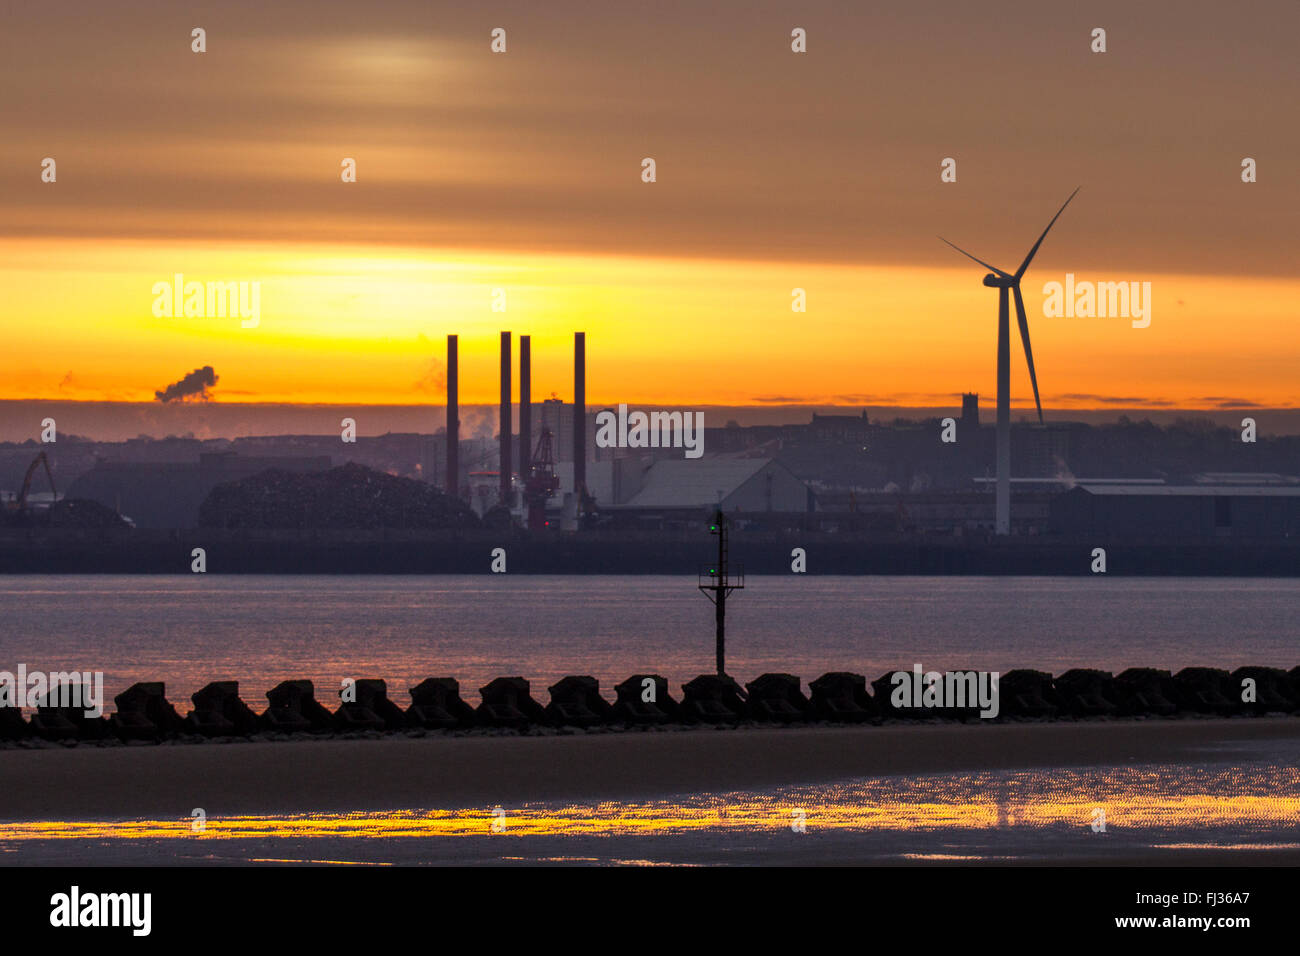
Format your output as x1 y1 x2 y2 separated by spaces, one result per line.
4 238 1297 411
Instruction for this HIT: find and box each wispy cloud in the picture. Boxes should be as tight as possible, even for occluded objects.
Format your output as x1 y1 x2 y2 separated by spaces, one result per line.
1055 393 1177 407
1 2 1296 276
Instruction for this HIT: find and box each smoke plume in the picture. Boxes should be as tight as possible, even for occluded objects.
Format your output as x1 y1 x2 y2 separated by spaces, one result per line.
413 357 446 394
155 365 219 403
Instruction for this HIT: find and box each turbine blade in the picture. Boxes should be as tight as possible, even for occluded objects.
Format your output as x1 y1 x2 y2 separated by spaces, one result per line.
1014 187 1080 281
1013 286 1043 424
938 237 1010 277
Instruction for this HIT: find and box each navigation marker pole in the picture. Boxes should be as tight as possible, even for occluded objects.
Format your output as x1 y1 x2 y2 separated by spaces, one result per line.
698 509 744 676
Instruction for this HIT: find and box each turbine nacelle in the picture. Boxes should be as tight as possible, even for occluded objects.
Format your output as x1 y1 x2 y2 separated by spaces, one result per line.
939 188 1080 431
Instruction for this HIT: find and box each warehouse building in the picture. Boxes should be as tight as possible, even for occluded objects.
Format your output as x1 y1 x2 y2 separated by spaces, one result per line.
1049 480 1300 540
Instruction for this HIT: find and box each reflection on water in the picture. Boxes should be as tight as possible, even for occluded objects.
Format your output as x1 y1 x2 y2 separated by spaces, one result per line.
4 760 1297 863
248 857 393 866
2 575 1297 711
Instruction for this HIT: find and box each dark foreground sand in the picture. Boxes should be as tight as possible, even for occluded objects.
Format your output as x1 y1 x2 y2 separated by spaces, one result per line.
2 717 1296 819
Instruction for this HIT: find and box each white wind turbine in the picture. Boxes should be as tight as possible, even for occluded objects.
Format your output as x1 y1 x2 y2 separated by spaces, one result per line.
940 188 1079 535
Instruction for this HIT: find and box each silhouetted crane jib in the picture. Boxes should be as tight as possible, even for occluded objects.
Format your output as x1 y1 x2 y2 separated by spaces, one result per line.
12 451 57 511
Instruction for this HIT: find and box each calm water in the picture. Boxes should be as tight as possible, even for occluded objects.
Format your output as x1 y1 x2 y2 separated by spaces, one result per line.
0 575 1295 709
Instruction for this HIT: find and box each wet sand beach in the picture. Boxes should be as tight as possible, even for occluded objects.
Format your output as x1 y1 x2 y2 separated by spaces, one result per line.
0 717 1293 819
2 718 1298 866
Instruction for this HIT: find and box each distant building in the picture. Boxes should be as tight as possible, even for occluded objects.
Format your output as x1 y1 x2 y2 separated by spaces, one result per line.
961 393 979 431
810 411 870 443
1017 424 1074 478
537 399 599 464
815 486 1054 536
550 457 646 509
613 457 813 514
1050 481 1300 539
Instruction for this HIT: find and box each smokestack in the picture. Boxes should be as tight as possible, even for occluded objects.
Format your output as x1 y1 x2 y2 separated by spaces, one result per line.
574 331 586 497
500 331 512 506
446 335 459 498
520 335 531 480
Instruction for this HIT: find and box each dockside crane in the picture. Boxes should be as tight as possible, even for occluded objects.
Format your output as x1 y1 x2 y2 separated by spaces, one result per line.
6 451 57 513
523 427 560 529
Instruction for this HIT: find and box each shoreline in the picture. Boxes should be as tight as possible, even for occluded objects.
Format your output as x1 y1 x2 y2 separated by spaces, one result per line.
3 530 1300 575
2 717 1295 820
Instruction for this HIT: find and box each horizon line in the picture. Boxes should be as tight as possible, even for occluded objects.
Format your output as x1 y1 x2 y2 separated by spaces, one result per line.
0 398 1290 412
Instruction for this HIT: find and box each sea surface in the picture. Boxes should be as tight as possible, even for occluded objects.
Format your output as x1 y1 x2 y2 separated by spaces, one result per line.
0 575 1294 708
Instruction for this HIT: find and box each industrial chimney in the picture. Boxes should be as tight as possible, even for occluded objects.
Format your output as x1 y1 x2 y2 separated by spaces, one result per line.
520 335 531 482
500 331 512 506
574 331 586 498
446 334 458 498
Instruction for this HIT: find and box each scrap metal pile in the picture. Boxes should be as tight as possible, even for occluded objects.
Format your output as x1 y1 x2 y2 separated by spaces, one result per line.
199 462 480 530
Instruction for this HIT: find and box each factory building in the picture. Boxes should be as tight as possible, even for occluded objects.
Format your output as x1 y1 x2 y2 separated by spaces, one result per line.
536 399 601 467
1049 480 1300 540
574 457 815 528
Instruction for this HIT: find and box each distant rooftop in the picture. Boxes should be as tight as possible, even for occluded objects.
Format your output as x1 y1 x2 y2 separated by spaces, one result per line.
973 477 1163 486
1078 483 1300 497
621 458 773 508
975 474 1300 491
1192 472 1300 485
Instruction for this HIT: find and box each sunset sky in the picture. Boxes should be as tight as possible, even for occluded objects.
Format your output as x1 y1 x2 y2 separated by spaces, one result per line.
2 0 1297 412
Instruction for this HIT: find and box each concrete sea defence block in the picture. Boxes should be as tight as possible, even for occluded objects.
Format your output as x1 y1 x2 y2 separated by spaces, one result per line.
809 671 876 722
0 704 28 740
999 670 1061 719
407 677 476 729
1230 666 1297 714
744 673 811 722
1054 669 1121 717
871 669 993 719
112 682 185 741
545 676 614 728
335 678 405 732
262 679 334 733
612 674 678 724
187 681 258 737
476 677 546 729
1114 668 1179 717
1172 667 1238 716
31 683 110 741
680 674 748 723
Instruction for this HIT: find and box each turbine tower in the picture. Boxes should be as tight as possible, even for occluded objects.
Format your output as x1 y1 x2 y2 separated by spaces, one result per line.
940 188 1079 535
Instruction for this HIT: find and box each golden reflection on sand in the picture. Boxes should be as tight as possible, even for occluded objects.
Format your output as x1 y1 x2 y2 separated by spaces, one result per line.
2 765 1297 842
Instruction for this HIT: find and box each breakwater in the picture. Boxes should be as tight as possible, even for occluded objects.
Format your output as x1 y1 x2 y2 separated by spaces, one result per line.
3 665 1297 743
